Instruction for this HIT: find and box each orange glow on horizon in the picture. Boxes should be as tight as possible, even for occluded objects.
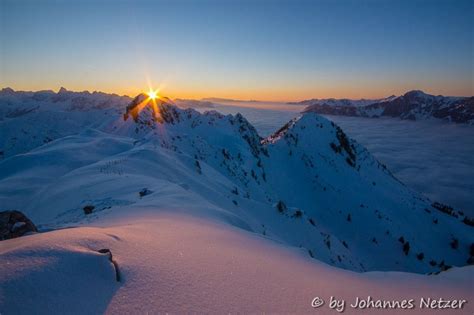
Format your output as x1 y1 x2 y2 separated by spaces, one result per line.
3 82 472 104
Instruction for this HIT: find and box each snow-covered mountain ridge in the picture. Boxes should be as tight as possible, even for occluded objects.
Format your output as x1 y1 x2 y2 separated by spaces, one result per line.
289 95 397 107
1 89 472 275
0 87 131 159
301 90 474 124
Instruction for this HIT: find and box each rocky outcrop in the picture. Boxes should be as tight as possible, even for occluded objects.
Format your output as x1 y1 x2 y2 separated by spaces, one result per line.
123 94 182 125
0 210 38 240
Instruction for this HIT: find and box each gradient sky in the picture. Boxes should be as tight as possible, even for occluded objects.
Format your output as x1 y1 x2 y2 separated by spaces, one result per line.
1 0 473 101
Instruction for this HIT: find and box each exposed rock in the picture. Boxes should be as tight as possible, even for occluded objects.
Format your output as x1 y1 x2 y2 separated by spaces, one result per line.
0 210 38 240
83 205 95 215
124 93 181 125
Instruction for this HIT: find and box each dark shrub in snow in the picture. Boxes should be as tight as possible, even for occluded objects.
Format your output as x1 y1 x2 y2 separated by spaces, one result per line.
276 201 287 213
330 142 340 153
195 160 202 174
432 202 458 218
403 242 410 255
83 205 95 215
468 244 474 264
293 210 303 218
438 260 452 272
462 216 474 227
324 238 331 249
450 238 459 249
139 188 153 197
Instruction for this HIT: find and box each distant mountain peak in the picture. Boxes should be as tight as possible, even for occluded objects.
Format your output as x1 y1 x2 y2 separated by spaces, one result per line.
124 93 172 124
403 90 430 98
0 87 15 95
123 93 178 124
58 87 69 94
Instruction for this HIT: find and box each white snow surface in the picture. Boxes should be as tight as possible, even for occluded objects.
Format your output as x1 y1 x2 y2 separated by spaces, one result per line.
197 103 474 216
1 89 473 314
1 213 473 314
321 115 474 217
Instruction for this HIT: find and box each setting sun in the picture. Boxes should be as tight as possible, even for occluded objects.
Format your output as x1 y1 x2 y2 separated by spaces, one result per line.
147 89 158 100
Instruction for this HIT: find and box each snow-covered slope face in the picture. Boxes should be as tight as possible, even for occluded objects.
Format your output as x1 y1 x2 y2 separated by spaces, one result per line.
303 90 474 124
1 214 473 314
0 90 473 274
0 88 131 158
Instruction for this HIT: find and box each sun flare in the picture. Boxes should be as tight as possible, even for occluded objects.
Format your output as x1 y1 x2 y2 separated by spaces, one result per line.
147 89 158 100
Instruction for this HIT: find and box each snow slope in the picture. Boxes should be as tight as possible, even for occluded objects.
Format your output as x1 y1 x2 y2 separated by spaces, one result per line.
1 213 473 314
0 87 130 158
1 90 472 273
194 103 474 216
321 115 474 217
1 89 473 313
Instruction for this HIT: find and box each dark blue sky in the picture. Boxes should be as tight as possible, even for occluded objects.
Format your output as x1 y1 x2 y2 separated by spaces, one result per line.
1 0 472 100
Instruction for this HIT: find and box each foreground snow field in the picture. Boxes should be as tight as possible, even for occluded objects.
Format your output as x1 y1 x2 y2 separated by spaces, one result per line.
1 89 473 313
1 212 473 314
